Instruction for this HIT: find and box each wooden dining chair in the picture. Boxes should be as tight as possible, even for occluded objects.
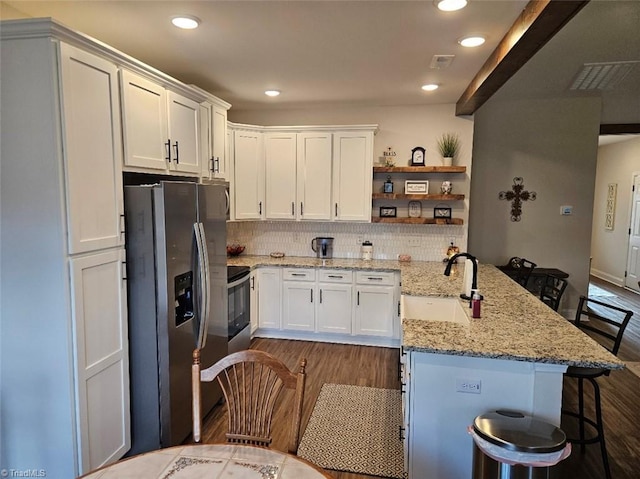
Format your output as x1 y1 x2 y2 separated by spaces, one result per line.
539 274 568 311
562 296 634 479
192 349 307 454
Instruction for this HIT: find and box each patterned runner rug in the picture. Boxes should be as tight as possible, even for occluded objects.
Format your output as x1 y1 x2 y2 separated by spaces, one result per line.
297 383 404 479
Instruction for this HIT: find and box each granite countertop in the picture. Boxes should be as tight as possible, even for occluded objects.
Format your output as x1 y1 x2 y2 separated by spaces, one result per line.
228 255 623 370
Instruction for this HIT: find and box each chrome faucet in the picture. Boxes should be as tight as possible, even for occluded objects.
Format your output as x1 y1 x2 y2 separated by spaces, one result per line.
444 252 478 300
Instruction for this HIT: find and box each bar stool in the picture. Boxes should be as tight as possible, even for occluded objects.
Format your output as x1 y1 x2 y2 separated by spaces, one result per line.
562 295 634 479
539 274 568 312
499 257 537 288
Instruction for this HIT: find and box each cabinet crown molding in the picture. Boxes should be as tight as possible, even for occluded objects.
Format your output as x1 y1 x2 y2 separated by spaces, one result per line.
228 121 379 134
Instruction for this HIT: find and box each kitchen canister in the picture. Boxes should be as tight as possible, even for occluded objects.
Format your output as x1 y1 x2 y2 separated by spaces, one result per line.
361 241 373 260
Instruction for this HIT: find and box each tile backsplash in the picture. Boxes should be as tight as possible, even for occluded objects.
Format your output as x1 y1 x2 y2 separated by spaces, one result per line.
227 221 467 261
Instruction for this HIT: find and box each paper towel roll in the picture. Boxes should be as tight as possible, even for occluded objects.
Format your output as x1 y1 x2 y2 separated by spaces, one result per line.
462 258 475 298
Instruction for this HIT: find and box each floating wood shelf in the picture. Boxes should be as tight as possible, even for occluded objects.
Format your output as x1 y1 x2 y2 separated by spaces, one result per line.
373 166 466 173
371 217 464 225
372 193 465 201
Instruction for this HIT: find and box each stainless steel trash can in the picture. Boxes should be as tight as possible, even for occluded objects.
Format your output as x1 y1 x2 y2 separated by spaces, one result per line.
471 410 569 479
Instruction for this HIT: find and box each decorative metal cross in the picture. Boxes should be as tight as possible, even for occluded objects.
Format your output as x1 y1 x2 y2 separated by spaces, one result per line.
499 177 536 222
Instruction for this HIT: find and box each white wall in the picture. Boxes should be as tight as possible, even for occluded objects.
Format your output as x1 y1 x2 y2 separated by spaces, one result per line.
468 96 602 315
590 136 640 285
229 104 474 259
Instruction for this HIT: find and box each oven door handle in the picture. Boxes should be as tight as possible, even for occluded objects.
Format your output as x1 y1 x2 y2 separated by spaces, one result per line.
227 272 250 289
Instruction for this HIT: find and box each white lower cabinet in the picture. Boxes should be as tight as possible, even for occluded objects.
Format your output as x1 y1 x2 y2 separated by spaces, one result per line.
70 250 130 471
316 270 353 334
256 268 282 329
282 268 316 331
253 267 397 345
354 271 398 337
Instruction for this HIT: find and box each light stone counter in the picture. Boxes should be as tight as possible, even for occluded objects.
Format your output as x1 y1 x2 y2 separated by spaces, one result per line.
228 255 622 370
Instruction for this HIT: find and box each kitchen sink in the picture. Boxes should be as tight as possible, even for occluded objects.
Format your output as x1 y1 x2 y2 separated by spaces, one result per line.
401 295 470 326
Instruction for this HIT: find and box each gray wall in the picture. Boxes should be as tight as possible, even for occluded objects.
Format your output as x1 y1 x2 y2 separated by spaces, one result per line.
468 96 602 316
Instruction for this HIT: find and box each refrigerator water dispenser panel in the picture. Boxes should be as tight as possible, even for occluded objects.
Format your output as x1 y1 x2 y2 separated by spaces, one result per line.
174 271 194 327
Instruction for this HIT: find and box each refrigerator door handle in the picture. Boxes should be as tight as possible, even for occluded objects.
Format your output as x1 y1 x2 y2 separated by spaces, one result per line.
193 222 208 349
198 222 211 344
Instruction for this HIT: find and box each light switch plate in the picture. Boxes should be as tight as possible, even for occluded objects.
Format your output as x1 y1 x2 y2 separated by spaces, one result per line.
560 205 573 215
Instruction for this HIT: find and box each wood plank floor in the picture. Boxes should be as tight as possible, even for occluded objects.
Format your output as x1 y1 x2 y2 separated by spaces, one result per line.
199 277 640 478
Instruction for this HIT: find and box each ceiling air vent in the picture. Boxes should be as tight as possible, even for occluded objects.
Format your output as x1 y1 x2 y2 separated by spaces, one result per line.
569 61 639 90
430 55 455 69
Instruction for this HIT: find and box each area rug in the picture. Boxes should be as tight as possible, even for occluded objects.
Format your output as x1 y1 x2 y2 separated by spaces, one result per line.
625 361 640 379
297 383 404 479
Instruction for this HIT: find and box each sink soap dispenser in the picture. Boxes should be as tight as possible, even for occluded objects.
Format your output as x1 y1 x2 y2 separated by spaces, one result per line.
471 290 482 318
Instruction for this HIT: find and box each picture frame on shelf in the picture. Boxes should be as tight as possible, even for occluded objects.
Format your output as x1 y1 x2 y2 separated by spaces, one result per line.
379 206 397 218
433 204 452 220
405 180 429 194
408 201 422 218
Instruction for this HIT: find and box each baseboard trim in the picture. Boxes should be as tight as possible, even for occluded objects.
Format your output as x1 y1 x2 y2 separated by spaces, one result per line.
590 268 624 287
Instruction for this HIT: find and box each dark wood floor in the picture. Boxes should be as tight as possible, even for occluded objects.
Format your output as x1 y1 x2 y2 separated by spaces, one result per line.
199 276 640 478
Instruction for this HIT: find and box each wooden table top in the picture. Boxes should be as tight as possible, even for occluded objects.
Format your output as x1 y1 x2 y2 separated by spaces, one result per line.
79 444 333 479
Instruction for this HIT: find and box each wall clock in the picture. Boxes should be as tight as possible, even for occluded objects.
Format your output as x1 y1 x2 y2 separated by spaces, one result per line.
410 146 426 166
433 205 452 219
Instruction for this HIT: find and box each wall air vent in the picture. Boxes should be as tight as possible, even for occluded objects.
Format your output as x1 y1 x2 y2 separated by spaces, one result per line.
569 61 639 90
430 55 455 69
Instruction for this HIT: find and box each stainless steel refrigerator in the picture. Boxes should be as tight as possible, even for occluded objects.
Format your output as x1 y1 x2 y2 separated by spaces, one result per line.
124 181 228 456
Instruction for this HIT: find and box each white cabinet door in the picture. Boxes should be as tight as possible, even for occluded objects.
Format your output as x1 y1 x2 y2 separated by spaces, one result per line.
265 132 297 220
317 283 352 334
211 105 228 179
70 250 130 473
199 102 213 180
257 268 281 328
120 69 169 170
250 271 258 334
332 131 373 222
297 132 332 220
167 91 200 174
60 43 124 254
355 285 395 336
282 282 316 330
233 130 264 220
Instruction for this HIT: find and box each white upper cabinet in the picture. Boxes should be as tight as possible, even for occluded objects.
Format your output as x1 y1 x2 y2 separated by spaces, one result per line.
60 43 124 254
166 91 200 174
200 101 229 180
297 132 332 220
332 131 374 222
121 69 200 174
233 129 264 220
265 132 298 219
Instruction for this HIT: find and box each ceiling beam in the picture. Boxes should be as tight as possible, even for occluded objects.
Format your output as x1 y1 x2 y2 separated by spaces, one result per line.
455 0 589 116
600 124 640 135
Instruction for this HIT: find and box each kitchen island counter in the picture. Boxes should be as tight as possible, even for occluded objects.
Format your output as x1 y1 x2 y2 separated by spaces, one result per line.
227 255 621 370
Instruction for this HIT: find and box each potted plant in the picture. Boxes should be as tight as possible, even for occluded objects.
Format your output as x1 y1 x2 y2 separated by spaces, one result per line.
436 133 460 166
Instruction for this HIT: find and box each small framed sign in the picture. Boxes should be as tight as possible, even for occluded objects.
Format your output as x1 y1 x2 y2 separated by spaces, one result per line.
405 180 429 194
379 206 397 218
408 201 422 218
433 205 452 219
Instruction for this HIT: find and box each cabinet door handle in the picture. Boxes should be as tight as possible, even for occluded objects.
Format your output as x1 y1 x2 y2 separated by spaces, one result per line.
357 291 360 305
310 289 313 303
399 426 405 441
300 202 304 216
335 203 338 216
292 202 295 216
250 276 255 290
328 275 343 279
398 301 401 317
291 273 306 277
214 157 220 173
122 261 127 282
320 289 323 303
259 201 262 215
368 277 383 281
173 141 179 163
165 139 171 162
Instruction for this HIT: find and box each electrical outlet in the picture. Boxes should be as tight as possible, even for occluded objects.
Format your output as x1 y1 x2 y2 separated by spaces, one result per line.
408 237 421 247
456 378 481 394
356 235 363 245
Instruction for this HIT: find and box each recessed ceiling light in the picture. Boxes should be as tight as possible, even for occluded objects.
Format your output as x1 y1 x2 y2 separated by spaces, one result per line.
421 84 439 91
458 35 486 48
435 0 468 12
171 15 200 30
265 90 281 97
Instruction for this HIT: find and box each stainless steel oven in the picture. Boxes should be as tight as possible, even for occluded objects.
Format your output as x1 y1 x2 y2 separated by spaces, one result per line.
227 266 251 353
